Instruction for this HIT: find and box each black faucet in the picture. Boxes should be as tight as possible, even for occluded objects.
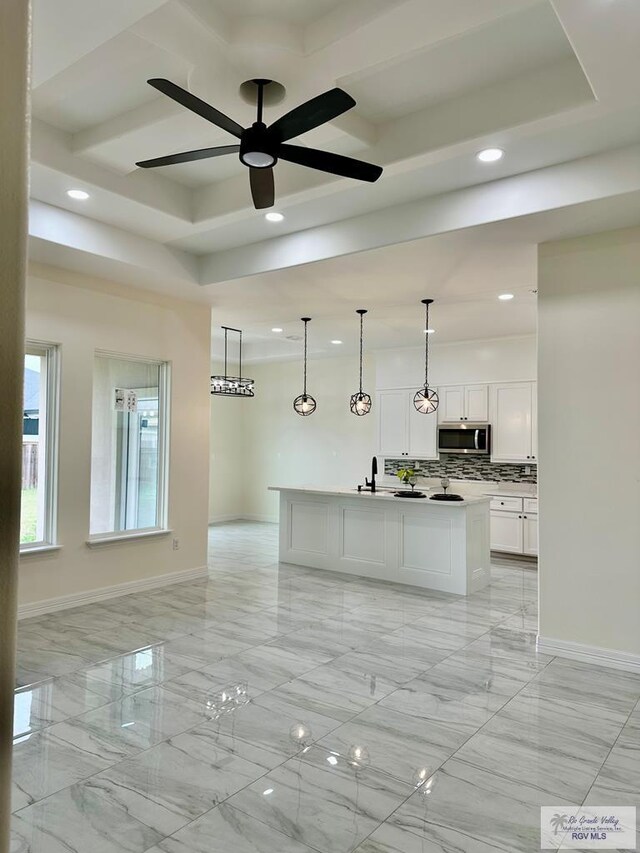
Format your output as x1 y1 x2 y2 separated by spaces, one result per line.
364 456 378 493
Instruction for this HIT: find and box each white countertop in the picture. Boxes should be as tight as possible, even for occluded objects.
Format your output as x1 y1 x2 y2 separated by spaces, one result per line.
268 485 490 506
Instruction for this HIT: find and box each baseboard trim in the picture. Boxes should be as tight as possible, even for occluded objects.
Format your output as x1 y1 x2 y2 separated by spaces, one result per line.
208 514 277 525
18 565 209 621
537 635 640 674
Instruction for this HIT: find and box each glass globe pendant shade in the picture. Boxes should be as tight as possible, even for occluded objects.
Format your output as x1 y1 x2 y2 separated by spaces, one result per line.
413 386 439 414
350 392 372 416
294 393 316 416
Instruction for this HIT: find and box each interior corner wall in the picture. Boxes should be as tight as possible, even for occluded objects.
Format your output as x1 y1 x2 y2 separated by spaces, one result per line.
538 225 640 659
209 366 247 522
19 269 212 608
239 355 377 523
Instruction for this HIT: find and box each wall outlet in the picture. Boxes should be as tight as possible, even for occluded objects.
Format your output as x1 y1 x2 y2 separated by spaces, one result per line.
172 538 180 551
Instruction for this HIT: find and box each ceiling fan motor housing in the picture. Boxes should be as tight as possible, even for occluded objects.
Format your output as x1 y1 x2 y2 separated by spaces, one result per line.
240 122 278 168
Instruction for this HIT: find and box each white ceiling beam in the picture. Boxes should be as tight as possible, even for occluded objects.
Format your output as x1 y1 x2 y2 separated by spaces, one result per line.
72 98 183 156
199 143 640 285
29 200 200 286
32 0 168 87
306 0 541 83
32 119 192 222
550 0 640 101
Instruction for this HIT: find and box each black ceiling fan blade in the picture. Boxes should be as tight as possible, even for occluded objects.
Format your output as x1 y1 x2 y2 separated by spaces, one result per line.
250 167 275 209
269 88 356 142
148 78 244 139
278 144 383 182
136 144 240 169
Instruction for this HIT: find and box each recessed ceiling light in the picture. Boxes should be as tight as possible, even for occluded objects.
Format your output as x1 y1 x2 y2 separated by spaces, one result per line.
271 327 283 333
265 212 284 222
67 189 90 200
423 328 436 334
477 148 504 163
331 340 343 345
498 293 514 301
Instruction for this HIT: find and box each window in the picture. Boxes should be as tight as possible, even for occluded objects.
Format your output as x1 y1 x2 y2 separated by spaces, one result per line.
89 354 169 538
21 343 59 549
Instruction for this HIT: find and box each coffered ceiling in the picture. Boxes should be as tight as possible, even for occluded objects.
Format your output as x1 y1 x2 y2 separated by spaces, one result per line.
28 0 640 299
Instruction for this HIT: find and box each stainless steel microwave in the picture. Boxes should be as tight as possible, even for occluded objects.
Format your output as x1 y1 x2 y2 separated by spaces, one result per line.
437 423 491 455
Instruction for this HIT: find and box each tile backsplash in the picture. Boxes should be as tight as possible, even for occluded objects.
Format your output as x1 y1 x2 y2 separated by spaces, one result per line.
384 454 537 484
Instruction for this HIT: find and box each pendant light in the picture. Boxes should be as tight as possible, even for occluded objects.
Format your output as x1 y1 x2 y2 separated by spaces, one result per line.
413 299 439 414
211 326 255 397
350 309 372 416
293 317 316 416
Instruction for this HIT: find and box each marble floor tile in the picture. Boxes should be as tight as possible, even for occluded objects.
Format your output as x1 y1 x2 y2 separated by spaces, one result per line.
355 820 503 853
522 657 640 714
80 645 199 700
199 644 322 693
386 759 578 853
11 728 112 811
318 704 468 786
11 780 165 853
378 655 521 733
228 744 414 853
266 662 396 723
153 803 318 853
325 650 428 688
201 690 343 764
159 632 250 668
465 625 554 668
92 730 268 832
13 675 110 737
453 711 610 801
50 686 208 765
13 521 640 853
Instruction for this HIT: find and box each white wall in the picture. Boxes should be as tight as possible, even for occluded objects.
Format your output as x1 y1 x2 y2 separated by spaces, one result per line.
19 265 211 608
209 362 246 522
538 226 640 660
376 336 537 389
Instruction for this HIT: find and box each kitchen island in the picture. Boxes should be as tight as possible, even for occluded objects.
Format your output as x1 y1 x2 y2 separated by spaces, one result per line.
269 486 491 595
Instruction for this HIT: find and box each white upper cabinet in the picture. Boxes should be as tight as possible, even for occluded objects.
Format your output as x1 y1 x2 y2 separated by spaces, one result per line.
378 390 408 457
439 384 488 422
465 385 490 422
377 389 438 458
408 400 438 458
490 381 537 462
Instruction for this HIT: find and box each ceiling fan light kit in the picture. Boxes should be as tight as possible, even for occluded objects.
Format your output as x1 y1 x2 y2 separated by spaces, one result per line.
136 78 383 210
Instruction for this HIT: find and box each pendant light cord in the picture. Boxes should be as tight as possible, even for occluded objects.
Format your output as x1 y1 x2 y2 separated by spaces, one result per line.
303 319 308 396
224 327 228 380
424 300 430 388
359 311 364 393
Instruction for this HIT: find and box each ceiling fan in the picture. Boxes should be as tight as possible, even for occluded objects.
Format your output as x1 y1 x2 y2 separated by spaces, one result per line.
136 78 383 209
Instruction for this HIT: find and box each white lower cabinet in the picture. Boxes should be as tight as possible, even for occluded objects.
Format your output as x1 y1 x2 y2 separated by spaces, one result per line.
523 514 538 556
488 495 538 556
490 510 524 554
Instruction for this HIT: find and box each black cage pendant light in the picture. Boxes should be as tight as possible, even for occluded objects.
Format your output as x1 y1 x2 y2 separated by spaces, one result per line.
413 299 439 414
350 309 372 416
211 326 255 397
293 318 317 416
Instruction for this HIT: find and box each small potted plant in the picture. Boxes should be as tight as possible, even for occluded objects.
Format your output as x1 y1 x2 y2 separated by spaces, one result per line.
396 467 418 493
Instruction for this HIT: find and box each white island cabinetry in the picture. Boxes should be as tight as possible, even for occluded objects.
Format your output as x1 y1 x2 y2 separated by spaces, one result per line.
270 487 491 595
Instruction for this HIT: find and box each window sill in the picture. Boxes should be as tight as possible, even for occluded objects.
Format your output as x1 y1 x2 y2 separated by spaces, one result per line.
86 529 173 548
20 544 62 557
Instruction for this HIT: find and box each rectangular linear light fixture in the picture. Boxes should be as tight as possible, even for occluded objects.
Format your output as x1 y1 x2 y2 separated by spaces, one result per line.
211 326 255 397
